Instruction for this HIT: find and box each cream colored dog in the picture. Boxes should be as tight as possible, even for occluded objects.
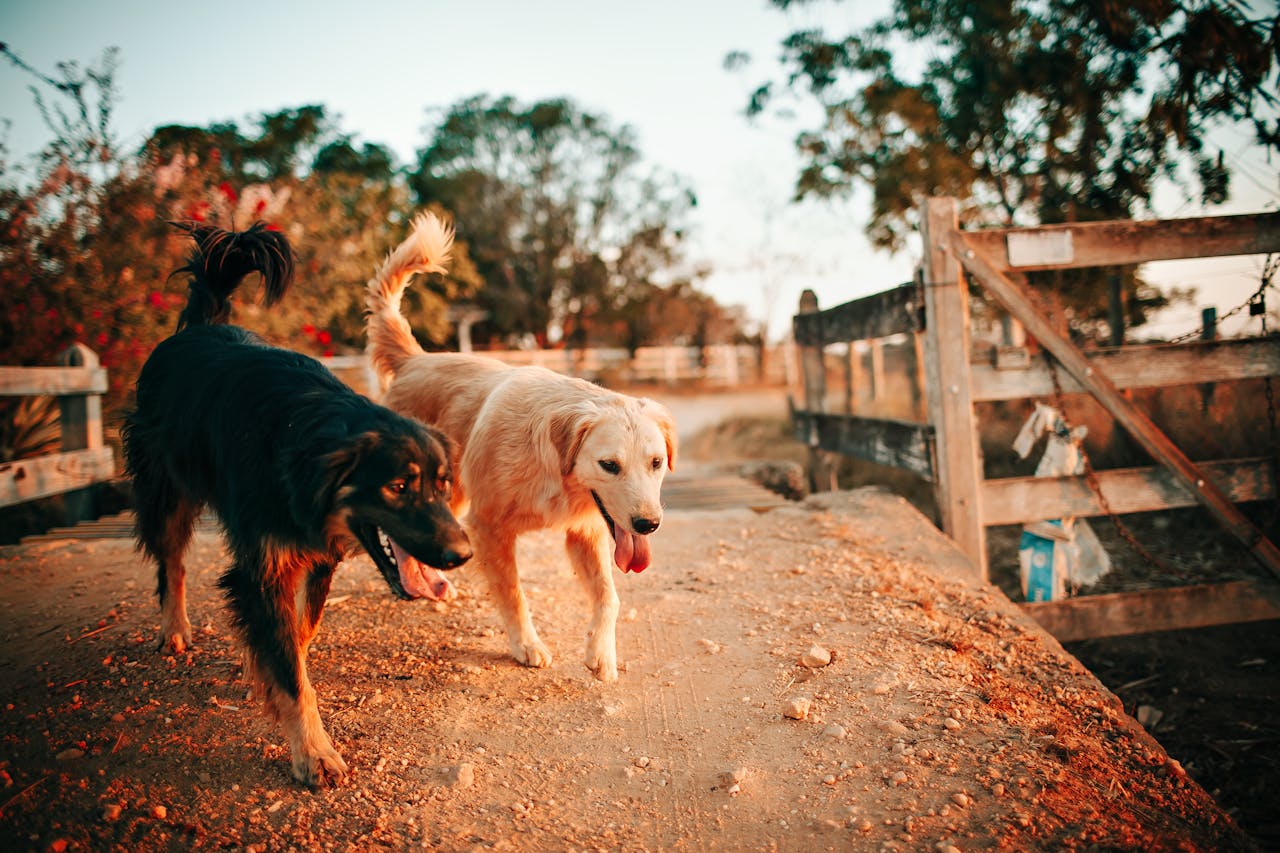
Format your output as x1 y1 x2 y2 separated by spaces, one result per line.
363 214 677 681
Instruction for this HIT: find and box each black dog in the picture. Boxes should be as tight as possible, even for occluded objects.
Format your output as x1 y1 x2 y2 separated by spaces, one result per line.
123 222 471 787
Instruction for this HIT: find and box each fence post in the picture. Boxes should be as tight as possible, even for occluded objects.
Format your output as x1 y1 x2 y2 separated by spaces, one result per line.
57 343 104 524
797 289 837 492
920 198 987 578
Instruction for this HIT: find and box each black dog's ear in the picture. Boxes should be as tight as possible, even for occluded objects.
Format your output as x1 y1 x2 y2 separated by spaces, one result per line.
291 432 381 529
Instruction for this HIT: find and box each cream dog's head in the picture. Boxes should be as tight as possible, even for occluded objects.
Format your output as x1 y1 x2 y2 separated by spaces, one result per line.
550 397 677 573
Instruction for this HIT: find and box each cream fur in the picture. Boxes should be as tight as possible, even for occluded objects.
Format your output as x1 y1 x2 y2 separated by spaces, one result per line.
364 216 678 681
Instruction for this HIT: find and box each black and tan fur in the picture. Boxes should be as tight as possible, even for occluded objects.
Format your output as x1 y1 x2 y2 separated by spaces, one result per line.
123 222 470 786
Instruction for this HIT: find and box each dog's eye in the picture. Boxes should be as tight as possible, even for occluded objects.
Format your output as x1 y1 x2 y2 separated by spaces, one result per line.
385 480 408 496
599 460 621 475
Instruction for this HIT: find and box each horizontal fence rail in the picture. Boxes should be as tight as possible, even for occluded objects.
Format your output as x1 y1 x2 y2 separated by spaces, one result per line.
0 344 114 515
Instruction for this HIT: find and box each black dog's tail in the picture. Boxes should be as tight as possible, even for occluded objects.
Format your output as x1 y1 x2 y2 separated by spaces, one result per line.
170 221 295 331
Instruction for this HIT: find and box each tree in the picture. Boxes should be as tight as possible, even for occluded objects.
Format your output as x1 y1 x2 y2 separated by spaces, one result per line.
736 0 1279 338
410 95 697 346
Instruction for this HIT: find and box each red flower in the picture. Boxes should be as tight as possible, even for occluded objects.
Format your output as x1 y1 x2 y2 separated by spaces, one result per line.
148 292 165 308
253 198 267 216
218 182 238 204
317 330 332 346
96 332 109 347
302 324 315 335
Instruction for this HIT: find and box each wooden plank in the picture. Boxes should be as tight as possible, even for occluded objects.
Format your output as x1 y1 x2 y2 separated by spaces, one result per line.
971 337 1280 401
0 365 108 396
982 457 1275 526
793 283 921 346
0 447 116 507
962 210 1280 272
796 290 837 492
791 410 935 481
951 225 1280 579
1022 580 1280 642
922 198 987 578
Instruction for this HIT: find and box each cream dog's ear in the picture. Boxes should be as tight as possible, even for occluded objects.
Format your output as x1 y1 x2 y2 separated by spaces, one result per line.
547 403 599 477
641 398 678 472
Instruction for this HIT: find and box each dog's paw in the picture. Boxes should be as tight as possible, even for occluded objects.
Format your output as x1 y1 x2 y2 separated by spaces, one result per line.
585 656 619 682
512 638 553 669
291 745 349 789
156 618 193 654
584 640 619 682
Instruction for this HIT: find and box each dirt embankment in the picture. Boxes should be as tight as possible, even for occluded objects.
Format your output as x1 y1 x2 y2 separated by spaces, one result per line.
0 488 1254 852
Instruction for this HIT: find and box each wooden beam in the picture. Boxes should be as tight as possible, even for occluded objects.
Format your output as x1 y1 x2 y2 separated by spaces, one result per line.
962 210 1280 272
0 447 116 508
791 410 935 481
0 365 108 396
792 283 921 346
951 226 1280 579
921 198 987 578
796 290 837 492
982 457 1275 526
971 337 1280 401
1021 580 1280 642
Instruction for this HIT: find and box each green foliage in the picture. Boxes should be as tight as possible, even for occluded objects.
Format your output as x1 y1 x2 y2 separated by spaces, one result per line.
740 0 1278 338
410 95 703 346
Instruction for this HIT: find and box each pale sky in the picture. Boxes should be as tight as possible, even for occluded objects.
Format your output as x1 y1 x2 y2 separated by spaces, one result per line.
2 0 1276 341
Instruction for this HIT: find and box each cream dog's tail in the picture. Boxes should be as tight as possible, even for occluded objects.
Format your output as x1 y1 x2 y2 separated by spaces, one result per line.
365 212 454 388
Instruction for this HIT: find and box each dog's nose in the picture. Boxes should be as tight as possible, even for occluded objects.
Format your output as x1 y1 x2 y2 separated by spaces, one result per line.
442 544 472 569
632 516 660 535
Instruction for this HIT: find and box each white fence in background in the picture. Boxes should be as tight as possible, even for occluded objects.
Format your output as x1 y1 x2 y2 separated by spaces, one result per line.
322 344 796 397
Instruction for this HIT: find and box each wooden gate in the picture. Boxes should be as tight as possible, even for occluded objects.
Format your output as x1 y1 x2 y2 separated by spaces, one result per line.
793 198 1280 639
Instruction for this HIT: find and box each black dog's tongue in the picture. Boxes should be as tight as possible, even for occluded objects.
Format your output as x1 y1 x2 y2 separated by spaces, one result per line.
610 520 651 573
388 537 455 600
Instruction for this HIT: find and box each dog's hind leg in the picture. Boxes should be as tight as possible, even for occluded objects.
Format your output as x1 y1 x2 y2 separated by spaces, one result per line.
566 525 620 682
470 519 552 669
221 553 348 788
133 478 200 653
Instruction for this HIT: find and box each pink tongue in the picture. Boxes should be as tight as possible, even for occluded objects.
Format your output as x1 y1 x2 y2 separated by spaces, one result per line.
389 538 456 600
611 523 652 573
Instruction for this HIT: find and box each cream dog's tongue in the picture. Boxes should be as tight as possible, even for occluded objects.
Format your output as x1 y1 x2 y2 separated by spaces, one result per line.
389 538 456 600
611 524 652 573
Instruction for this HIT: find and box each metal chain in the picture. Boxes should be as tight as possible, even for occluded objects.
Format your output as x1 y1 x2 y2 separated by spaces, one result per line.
1166 253 1277 344
1041 350 1190 582
1257 256 1280 527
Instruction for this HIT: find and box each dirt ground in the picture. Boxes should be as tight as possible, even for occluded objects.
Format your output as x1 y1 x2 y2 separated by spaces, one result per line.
0 486 1256 852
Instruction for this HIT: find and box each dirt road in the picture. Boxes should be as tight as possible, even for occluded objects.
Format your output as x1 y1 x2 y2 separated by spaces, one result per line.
0 489 1252 851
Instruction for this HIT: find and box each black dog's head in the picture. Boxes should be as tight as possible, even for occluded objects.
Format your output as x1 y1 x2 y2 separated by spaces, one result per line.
323 421 471 600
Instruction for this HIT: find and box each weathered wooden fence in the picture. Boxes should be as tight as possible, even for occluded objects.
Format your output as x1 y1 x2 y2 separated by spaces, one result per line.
324 343 795 397
794 197 1280 639
0 344 115 521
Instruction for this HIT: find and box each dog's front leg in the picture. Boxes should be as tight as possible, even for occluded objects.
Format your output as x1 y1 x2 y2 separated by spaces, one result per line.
566 525 620 681
470 519 552 669
223 558 348 788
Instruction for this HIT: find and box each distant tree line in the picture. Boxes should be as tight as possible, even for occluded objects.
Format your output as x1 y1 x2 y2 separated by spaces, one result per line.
0 45 748 431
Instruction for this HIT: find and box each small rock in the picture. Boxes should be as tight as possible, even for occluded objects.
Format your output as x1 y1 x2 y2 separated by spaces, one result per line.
951 792 970 808
890 770 908 786
698 638 722 655
943 717 962 731
449 762 475 788
101 804 122 822
720 767 749 785
633 756 650 768
55 748 84 761
823 724 847 740
150 804 167 820
800 645 832 668
821 774 837 786
783 697 812 720
856 818 873 832
883 720 909 736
